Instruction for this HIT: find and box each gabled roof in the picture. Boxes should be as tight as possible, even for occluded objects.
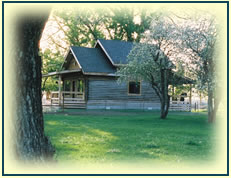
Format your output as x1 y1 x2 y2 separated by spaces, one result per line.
44 39 193 84
70 46 116 74
97 39 134 65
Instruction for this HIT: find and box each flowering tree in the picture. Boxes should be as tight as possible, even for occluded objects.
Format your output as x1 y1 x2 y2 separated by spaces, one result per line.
117 15 184 119
176 13 219 123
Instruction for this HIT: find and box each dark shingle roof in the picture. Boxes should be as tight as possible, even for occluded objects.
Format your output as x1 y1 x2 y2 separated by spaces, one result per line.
71 46 116 74
98 39 134 65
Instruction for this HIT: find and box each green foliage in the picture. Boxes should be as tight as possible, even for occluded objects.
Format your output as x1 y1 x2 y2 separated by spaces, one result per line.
42 77 59 92
41 49 63 91
53 7 152 45
104 7 152 42
41 49 64 74
53 8 106 47
44 110 215 164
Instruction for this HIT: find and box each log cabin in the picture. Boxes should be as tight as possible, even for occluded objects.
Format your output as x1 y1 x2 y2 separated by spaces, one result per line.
43 39 193 111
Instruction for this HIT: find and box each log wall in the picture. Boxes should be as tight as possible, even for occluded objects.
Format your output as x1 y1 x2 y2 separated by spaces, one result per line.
86 76 161 110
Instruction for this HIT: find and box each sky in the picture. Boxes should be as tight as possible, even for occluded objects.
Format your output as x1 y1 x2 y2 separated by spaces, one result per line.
40 10 69 54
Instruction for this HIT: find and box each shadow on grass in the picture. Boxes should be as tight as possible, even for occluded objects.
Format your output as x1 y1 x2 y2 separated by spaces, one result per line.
44 110 215 163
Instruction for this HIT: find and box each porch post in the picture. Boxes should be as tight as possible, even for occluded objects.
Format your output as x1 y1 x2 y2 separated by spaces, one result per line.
62 79 65 111
58 75 62 106
189 84 192 111
172 85 175 101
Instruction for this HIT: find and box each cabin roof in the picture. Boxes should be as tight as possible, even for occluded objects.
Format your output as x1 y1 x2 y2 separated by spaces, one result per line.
70 46 116 74
42 69 81 77
97 39 133 65
43 39 193 84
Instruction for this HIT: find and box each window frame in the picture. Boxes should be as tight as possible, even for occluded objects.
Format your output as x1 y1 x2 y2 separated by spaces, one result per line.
127 81 142 96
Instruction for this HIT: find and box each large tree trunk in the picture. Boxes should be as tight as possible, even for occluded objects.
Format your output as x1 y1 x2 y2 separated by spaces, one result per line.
206 54 219 123
160 94 170 119
207 90 214 123
14 14 55 161
208 88 219 123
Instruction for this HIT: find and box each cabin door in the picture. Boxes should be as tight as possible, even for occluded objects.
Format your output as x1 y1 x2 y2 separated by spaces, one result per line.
72 79 85 100
64 79 84 99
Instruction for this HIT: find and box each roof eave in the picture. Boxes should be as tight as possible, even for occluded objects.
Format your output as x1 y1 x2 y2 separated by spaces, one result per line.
70 47 84 72
42 69 82 77
114 63 127 67
97 39 116 66
84 72 117 77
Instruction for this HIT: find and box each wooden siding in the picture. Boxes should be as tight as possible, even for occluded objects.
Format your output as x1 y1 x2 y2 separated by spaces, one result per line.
88 77 159 101
68 57 81 70
59 75 161 110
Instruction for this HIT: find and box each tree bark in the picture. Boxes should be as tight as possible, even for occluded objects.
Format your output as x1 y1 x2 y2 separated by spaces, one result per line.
207 86 219 123
160 69 170 119
207 57 219 123
160 95 170 119
14 14 55 161
207 90 214 123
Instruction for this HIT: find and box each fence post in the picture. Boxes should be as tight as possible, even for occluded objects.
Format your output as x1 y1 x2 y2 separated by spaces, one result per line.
51 93 52 106
189 84 192 112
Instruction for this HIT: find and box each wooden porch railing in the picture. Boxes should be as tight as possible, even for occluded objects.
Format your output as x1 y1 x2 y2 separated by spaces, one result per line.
50 91 85 105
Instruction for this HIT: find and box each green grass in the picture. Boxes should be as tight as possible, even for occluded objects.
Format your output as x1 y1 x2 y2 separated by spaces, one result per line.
44 110 216 164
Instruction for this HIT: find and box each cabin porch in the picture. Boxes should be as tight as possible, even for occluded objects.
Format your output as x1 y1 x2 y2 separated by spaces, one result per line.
42 70 194 111
42 70 87 109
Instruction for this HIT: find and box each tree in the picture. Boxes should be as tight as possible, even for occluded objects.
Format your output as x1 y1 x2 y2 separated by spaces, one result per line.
40 7 153 91
13 14 55 161
53 8 106 48
53 7 152 46
117 15 180 119
175 13 219 123
102 7 152 42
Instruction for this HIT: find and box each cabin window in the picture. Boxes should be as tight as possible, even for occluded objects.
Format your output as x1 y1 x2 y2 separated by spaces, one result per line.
128 81 141 95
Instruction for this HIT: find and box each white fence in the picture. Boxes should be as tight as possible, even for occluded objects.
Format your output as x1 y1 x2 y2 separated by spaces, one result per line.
169 101 191 111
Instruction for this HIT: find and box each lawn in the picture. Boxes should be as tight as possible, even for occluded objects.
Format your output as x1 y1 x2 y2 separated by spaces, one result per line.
44 110 216 165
